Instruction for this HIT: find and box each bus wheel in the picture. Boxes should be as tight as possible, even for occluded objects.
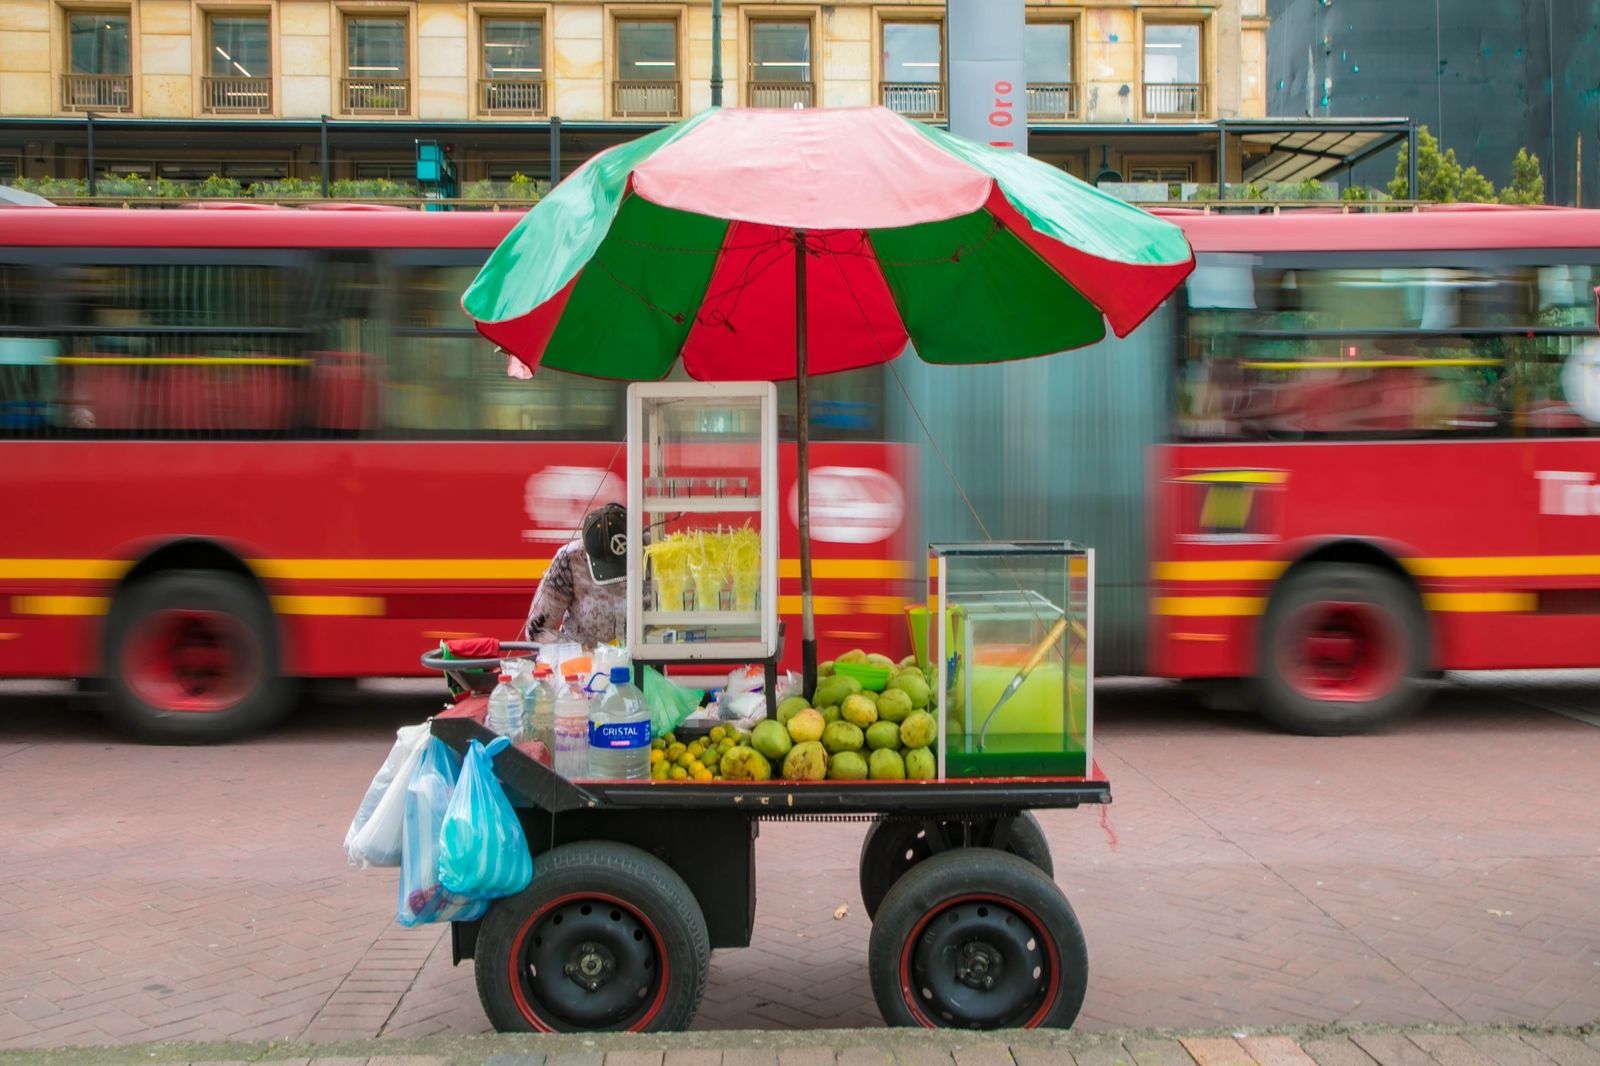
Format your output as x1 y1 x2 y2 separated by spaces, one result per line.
868 848 1087 1030
103 570 288 744
1255 563 1427 736
858 813 1053 921
474 841 709 1034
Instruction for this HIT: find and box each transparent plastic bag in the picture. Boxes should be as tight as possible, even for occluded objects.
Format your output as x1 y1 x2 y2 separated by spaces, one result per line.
438 737 534 901
344 723 430 869
398 737 489 927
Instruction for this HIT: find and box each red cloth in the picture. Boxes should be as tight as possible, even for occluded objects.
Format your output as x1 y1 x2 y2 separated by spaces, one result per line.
445 637 501 659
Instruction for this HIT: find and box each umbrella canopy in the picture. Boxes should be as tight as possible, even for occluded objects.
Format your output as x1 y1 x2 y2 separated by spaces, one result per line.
462 106 1194 693
463 107 1192 379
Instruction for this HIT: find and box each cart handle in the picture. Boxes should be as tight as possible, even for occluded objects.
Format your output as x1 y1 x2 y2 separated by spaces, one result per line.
419 640 539 673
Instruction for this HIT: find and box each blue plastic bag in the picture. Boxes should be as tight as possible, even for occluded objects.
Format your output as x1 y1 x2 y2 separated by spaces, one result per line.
438 736 534 900
398 737 489 927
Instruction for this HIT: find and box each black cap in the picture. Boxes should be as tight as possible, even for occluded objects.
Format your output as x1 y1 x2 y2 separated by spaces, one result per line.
582 503 627 585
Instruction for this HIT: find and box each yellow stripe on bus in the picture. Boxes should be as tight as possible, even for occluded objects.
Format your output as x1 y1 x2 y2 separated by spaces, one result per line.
1238 359 1502 370
1404 555 1600 579
12 595 109 616
778 559 913 580
1173 470 1289 484
1153 560 1288 582
250 559 550 581
1152 596 1267 617
55 356 313 367
0 560 130 580
777 595 908 616
271 595 386 617
1422 591 1537 613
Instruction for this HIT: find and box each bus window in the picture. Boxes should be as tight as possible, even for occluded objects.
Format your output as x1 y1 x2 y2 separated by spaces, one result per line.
0 262 57 436
383 263 623 440
54 258 302 436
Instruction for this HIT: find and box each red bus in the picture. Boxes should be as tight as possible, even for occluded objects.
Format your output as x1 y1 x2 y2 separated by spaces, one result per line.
0 207 913 741
1155 205 1600 733
5 204 1598 741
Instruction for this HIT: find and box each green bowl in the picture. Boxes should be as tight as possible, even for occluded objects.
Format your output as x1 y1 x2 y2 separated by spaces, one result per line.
833 661 892 692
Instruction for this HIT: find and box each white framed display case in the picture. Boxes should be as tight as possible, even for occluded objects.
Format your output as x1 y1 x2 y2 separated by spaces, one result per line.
626 382 780 662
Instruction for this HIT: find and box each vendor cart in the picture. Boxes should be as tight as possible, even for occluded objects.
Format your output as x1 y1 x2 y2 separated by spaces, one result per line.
424 538 1109 1034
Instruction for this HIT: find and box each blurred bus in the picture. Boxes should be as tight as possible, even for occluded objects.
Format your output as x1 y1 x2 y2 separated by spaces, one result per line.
4 204 1599 740
0 207 911 741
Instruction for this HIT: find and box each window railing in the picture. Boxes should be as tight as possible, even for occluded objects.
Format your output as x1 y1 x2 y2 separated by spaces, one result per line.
613 80 680 118
342 78 409 115
61 74 132 113
479 78 546 115
747 81 814 109
201 76 271 115
1143 82 1206 118
881 82 944 119
1026 82 1078 120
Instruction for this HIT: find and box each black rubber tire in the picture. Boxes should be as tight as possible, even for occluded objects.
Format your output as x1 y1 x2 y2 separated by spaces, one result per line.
102 569 289 744
859 812 1054 920
473 841 710 1034
1254 563 1428 736
868 847 1088 1030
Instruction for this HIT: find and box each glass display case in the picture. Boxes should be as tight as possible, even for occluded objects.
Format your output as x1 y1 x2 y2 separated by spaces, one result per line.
626 382 779 661
931 542 1092 778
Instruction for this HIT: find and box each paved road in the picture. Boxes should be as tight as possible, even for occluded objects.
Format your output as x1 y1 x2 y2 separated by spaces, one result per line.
1 674 1597 1049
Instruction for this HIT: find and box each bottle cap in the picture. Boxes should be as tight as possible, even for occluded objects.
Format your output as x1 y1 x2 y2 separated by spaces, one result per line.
534 663 552 677
498 673 511 683
609 666 630 684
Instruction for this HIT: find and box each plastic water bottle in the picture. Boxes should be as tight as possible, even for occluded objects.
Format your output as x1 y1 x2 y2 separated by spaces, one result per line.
505 660 536 733
529 662 556 749
588 666 651 780
486 673 524 739
553 675 591 779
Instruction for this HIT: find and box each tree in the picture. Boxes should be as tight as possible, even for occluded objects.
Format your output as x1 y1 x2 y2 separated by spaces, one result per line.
1499 148 1546 205
1390 125 1498 203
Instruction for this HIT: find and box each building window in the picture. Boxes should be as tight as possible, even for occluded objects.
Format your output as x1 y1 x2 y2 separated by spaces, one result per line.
748 19 813 108
344 15 409 114
1143 22 1205 117
63 12 132 112
880 20 942 119
204 14 271 114
1128 163 1194 183
614 18 679 117
1025 21 1075 119
480 17 545 115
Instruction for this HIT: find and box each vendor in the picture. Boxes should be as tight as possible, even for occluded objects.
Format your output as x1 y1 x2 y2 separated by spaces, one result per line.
522 503 628 646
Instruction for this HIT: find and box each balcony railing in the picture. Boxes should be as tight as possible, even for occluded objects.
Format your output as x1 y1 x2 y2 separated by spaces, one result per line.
480 78 547 115
201 76 271 115
747 81 814 109
1026 82 1078 120
881 82 944 119
613 80 680 117
1144 82 1206 118
342 78 410 115
61 74 132 113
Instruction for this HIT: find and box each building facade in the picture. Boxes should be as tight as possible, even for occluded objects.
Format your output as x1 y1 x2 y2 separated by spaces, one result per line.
0 0 1278 189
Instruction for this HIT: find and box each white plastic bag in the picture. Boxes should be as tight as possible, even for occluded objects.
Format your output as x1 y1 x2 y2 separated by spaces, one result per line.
344 723 430 869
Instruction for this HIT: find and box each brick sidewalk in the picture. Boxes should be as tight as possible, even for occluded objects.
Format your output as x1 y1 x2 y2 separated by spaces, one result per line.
1 1024 1598 1066
2 675 1598 1048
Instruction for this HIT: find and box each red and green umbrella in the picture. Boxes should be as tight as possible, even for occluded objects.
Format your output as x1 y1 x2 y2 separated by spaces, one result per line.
463 106 1194 689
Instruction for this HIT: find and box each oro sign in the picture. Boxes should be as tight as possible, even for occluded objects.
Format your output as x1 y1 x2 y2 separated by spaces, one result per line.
947 0 1028 157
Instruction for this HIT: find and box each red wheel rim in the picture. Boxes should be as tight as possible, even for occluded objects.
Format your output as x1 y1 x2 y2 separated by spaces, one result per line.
121 609 259 714
897 893 1061 1030
507 891 670 1033
1277 600 1401 703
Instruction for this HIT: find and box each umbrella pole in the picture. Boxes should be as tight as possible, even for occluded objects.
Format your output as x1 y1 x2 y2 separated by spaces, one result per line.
794 228 818 698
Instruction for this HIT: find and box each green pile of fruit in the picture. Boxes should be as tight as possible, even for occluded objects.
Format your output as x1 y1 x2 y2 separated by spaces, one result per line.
649 725 750 782
757 650 937 781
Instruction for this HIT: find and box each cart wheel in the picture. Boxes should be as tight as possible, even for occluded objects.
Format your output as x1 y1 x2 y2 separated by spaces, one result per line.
868 848 1086 1030
473 841 709 1033
859 813 1053 920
